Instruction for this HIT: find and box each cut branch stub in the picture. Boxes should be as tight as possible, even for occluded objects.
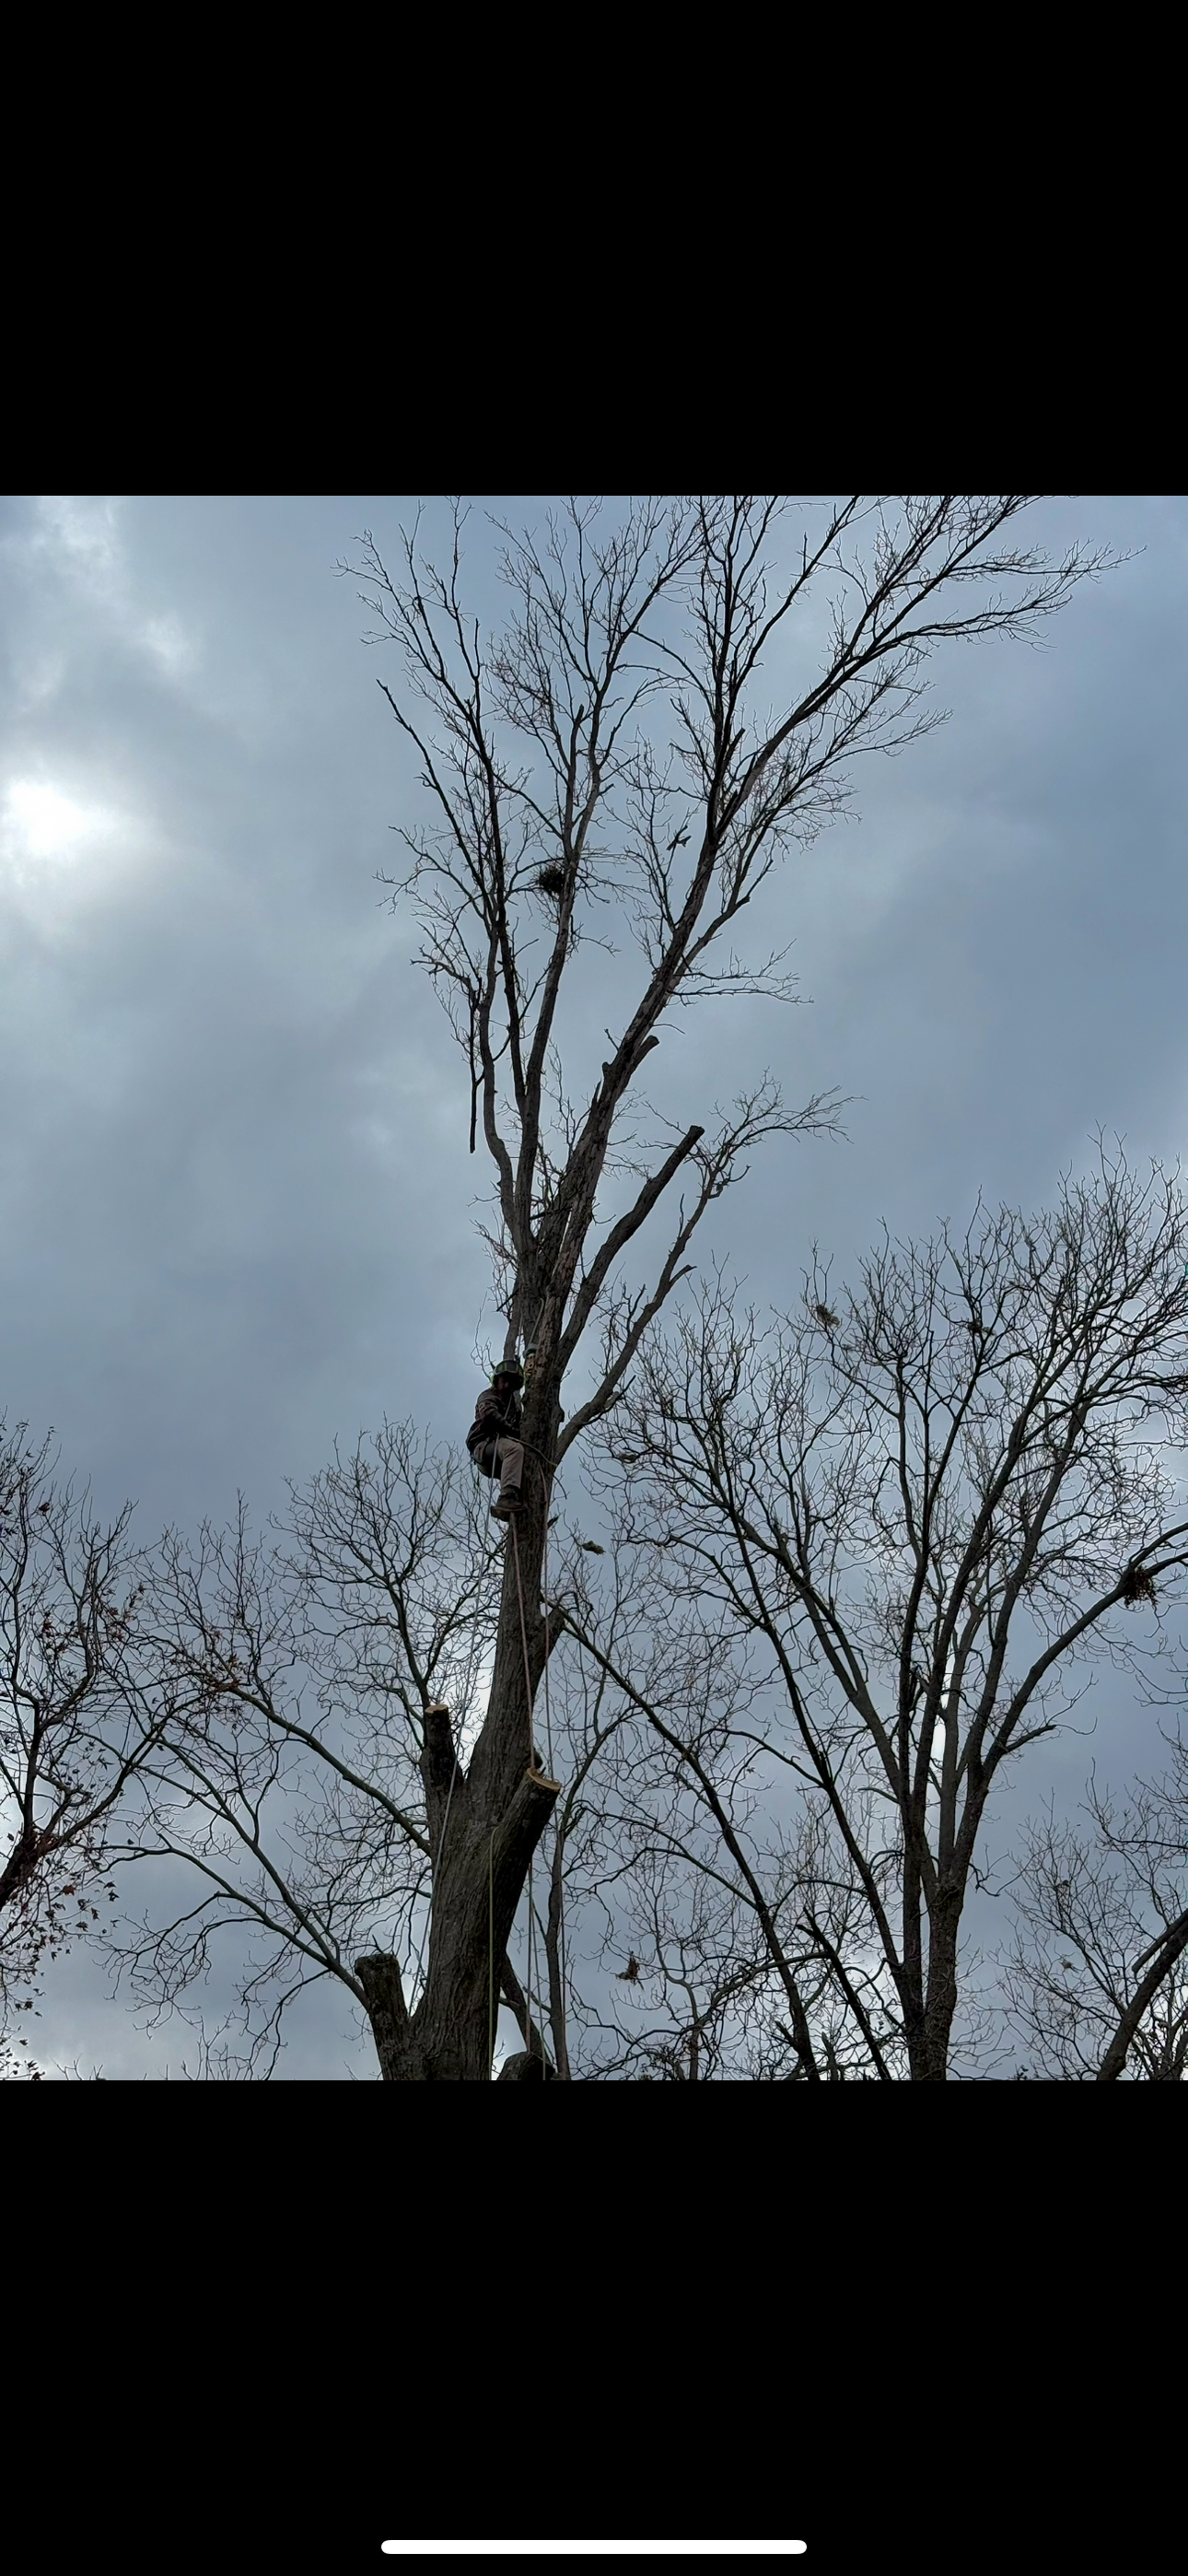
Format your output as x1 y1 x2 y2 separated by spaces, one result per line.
354 1951 410 2077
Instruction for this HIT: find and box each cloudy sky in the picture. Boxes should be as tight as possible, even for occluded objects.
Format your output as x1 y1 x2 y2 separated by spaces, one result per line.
3 494 1185 2075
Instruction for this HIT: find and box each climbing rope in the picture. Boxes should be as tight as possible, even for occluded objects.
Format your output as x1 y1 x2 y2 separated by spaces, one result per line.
511 1507 547 2075
411 1704 461 2005
460 1390 562 2078
509 1514 535 1772
540 1462 554 1779
488 1831 495 2071
537 1465 559 2059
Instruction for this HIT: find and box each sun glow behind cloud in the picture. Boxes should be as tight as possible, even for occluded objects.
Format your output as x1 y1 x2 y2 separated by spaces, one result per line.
0 776 150 924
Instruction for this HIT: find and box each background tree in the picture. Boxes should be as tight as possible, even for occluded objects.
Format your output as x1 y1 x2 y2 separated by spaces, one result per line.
1 1420 164 2077
1002 1731 1188 2078
110 1422 584 2076
565 1147 1188 2078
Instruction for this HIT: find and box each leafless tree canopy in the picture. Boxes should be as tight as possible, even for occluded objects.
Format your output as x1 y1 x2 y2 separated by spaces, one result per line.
1004 1737 1188 2079
322 498 1106 2079
17 498 1118 2080
560 1148 1188 2078
350 496 1101 1415
1 1422 163 2073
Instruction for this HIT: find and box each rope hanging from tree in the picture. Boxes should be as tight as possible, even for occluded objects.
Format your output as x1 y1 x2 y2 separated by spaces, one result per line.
459 1376 559 2077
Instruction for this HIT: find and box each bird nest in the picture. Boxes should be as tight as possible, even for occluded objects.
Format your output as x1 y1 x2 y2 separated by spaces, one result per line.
1120 1563 1158 1607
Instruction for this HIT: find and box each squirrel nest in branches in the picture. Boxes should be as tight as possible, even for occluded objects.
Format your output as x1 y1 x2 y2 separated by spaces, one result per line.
535 864 568 900
1120 1563 1158 1607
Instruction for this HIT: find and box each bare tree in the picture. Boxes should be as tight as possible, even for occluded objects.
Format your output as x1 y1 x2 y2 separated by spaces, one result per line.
108 1423 660 2079
1 1420 165 2074
106 1424 517 2076
1002 1739 1188 2078
567 1147 1188 2078
91 499 1101 2080
304 494 1100 2079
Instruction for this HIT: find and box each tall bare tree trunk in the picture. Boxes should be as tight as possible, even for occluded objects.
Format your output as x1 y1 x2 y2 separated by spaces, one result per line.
356 1367 563 2079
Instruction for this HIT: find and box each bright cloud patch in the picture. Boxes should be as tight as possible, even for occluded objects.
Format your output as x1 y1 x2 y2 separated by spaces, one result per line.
0 776 150 923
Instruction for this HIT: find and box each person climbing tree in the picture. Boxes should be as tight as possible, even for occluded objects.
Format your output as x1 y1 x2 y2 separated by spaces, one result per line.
107 501 1105 2084
466 1361 526 1518
335 497 1104 2083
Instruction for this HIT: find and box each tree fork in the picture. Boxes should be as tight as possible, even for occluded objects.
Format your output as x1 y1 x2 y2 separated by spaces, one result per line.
355 1764 561 2080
